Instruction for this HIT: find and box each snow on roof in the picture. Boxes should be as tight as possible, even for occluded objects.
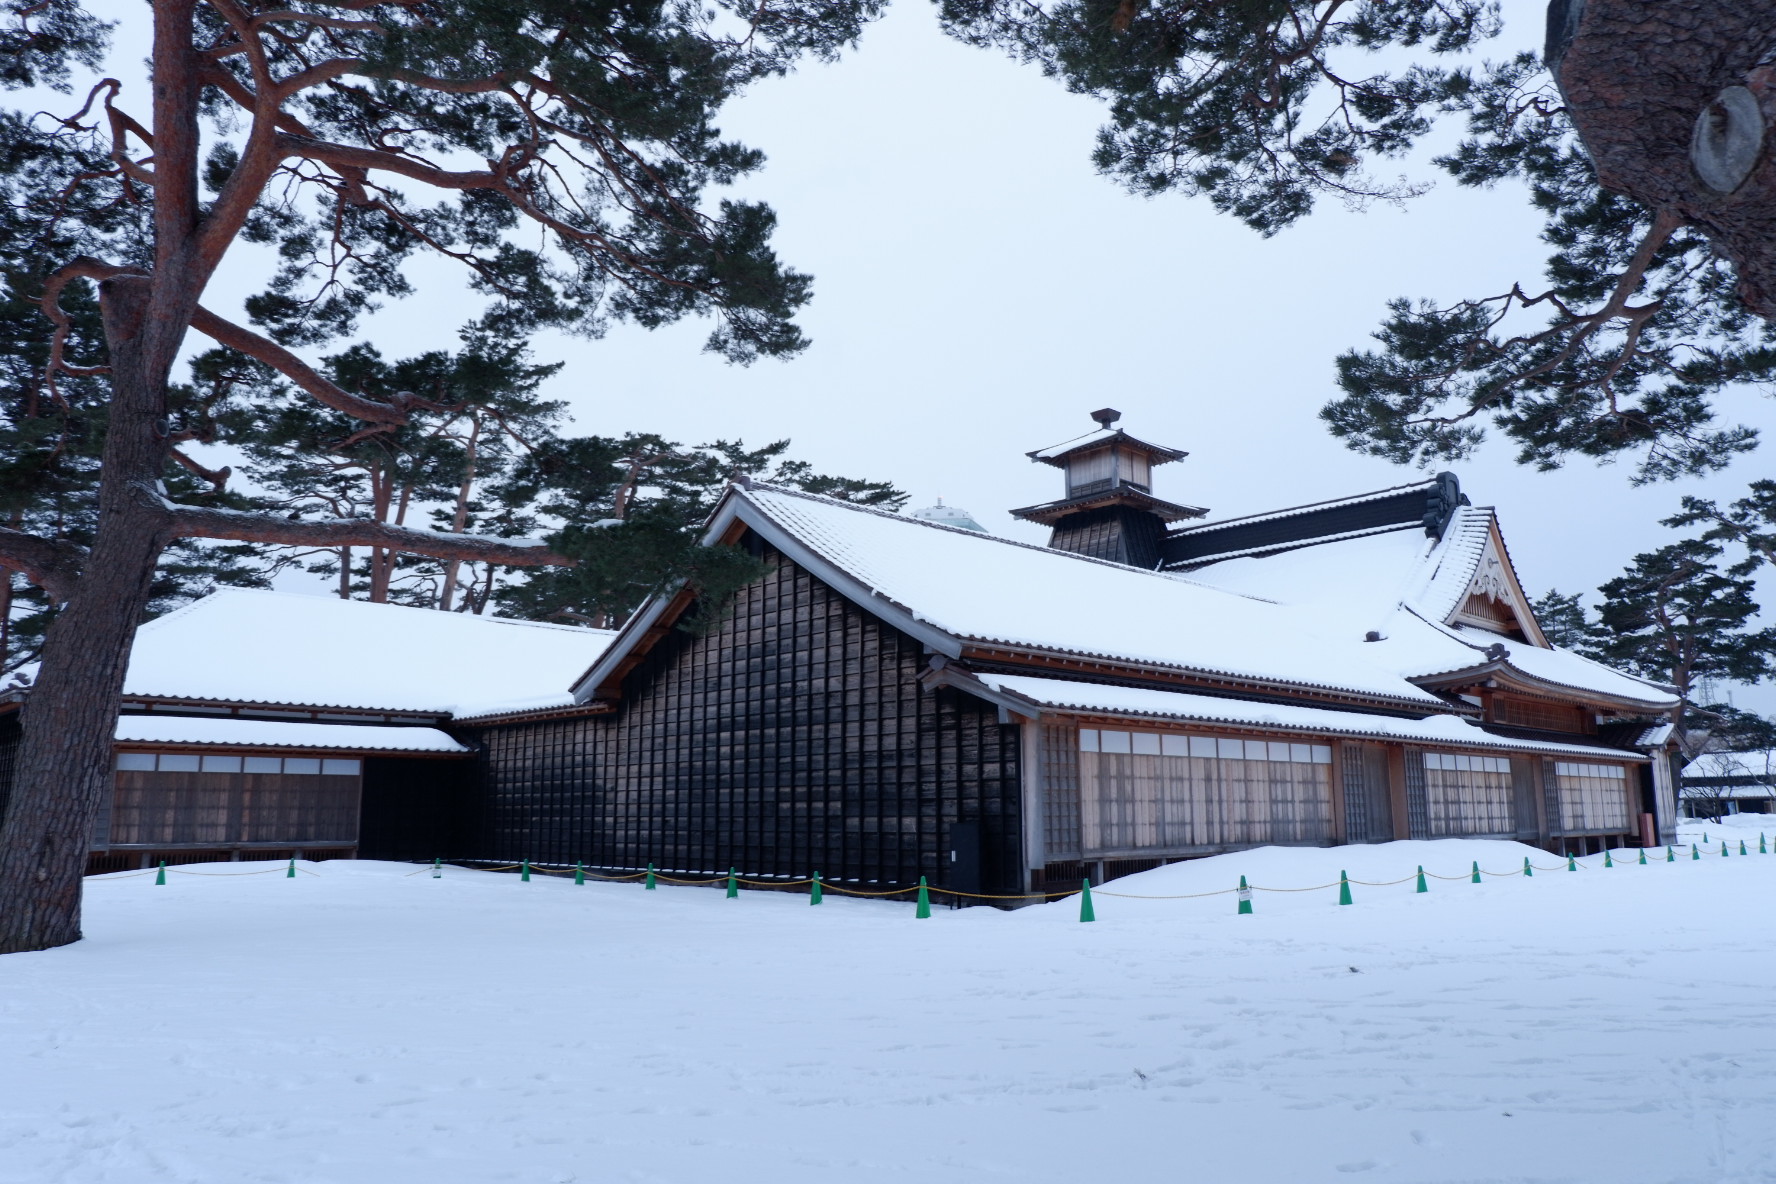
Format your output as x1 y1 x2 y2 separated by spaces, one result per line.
1175 527 1436 638
1372 616 1678 708
450 691 580 723
973 673 1649 763
1027 427 1185 464
125 589 618 715
1170 504 1675 711
738 487 1444 706
115 715 470 753
1683 750 1776 779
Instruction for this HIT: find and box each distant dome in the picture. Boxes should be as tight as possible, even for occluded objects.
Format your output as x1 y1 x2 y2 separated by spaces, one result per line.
910 497 987 533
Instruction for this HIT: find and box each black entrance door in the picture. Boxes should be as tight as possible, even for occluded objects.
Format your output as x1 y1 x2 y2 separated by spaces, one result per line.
946 821 981 902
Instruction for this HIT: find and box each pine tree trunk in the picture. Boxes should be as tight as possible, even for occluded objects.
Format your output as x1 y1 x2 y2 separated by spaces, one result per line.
1553 1 1776 316
0 277 173 953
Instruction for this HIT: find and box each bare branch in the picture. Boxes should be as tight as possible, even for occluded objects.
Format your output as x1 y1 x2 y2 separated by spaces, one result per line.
163 502 572 568
188 304 411 424
0 528 85 604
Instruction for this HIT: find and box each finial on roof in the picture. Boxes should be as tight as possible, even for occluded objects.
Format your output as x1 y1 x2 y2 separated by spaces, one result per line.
1091 407 1121 429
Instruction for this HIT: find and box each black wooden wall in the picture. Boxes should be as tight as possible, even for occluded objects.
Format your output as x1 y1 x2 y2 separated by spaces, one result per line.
457 544 1025 895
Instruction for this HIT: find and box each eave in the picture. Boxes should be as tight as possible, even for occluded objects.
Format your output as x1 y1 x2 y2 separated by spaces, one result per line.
956 646 1463 718
1409 660 1676 716
117 696 451 724
1010 487 1208 526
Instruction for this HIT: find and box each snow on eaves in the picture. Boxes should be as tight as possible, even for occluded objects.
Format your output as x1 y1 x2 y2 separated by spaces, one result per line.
973 674 1649 763
450 692 581 723
741 487 1443 706
125 589 618 715
116 715 470 753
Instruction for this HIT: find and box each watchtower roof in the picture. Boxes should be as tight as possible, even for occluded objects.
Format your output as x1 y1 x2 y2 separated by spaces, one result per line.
1028 427 1188 468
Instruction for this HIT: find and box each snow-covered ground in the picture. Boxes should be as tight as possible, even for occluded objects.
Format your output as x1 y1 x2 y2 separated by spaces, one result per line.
3 834 1774 1184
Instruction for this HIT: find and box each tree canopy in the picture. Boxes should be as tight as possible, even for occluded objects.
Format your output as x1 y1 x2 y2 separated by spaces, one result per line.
943 0 1776 486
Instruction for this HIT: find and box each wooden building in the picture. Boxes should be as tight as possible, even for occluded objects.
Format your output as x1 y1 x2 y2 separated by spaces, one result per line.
0 591 616 873
0 413 1682 893
444 412 1681 896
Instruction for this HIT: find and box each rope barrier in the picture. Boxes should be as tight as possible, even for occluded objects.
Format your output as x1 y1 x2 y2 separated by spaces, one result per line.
105 831 1771 916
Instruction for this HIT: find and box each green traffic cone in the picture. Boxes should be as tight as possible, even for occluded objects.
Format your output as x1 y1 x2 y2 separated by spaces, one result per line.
645 862 656 890
1761 833 1768 854
1740 840 1748 856
1666 845 1674 862
155 859 166 886
1523 856 1533 878
1079 879 1096 923
520 859 530 882
1567 853 1577 872
726 867 739 898
1338 870 1353 906
574 862 585 886
1237 874 1253 915
286 857 296 879
1416 865 1428 893
1638 848 1647 865
1692 843 1700 860
431 856 442 879
915 876 931 919
810 872 822 906
1604 850 1613 868
1471 860 1482 884
1722 842 1729 858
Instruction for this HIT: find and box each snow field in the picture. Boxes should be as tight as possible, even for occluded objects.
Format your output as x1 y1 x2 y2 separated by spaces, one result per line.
2 838 1774 1184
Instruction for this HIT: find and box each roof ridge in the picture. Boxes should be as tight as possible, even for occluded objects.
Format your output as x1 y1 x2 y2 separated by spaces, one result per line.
1170 477 1441 536
741 483 1269 593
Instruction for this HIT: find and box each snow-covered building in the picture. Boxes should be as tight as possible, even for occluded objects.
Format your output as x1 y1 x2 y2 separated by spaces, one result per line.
0 412 1680 889
449 412 1681 896
1680 750 1776 817
9 592 618 873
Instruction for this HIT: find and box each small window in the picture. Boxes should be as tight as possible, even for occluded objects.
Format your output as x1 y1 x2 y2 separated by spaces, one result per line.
1160 734 1191 758
115 753 155 771
244 756 282 774
1289 743 1312 764
1099 731 1131 755
1131 732 1161 756
1217 738 1244 760
1189 736 1218 759
201 755 243 773
1311 745 1333 765
283 757 321 775
158 754 200 773
1267 741 1291 763
1078 729 1100 753
1244 740 1268 761
321 758 361 776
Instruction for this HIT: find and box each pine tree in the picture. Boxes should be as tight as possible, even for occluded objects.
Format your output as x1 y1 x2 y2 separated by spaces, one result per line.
0 0 877 955
1586 538 1776 755
1528 590 1591 653
942 0 1776 483
498 435 906 629
221 329 565 607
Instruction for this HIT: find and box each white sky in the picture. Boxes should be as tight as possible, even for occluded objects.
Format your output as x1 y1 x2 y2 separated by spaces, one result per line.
90 1 1776 706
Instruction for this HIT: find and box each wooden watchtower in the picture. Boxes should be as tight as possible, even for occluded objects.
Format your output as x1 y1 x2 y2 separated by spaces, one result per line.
1011 408 1207 568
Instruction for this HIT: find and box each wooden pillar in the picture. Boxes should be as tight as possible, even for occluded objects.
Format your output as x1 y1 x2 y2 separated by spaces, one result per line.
1327 741 1348 845
1386 746 1411 841
1018 712 1043 894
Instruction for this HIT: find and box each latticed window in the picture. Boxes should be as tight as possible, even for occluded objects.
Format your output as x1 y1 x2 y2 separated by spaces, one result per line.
1422 752 1515 836
1076 729 1333 852
1554 761 1630 832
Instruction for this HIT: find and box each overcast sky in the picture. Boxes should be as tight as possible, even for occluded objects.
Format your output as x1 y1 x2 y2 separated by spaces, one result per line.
104 1 1776 703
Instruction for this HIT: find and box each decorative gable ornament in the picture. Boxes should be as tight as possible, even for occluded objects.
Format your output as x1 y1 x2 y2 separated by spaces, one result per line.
1451 528 1543 643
